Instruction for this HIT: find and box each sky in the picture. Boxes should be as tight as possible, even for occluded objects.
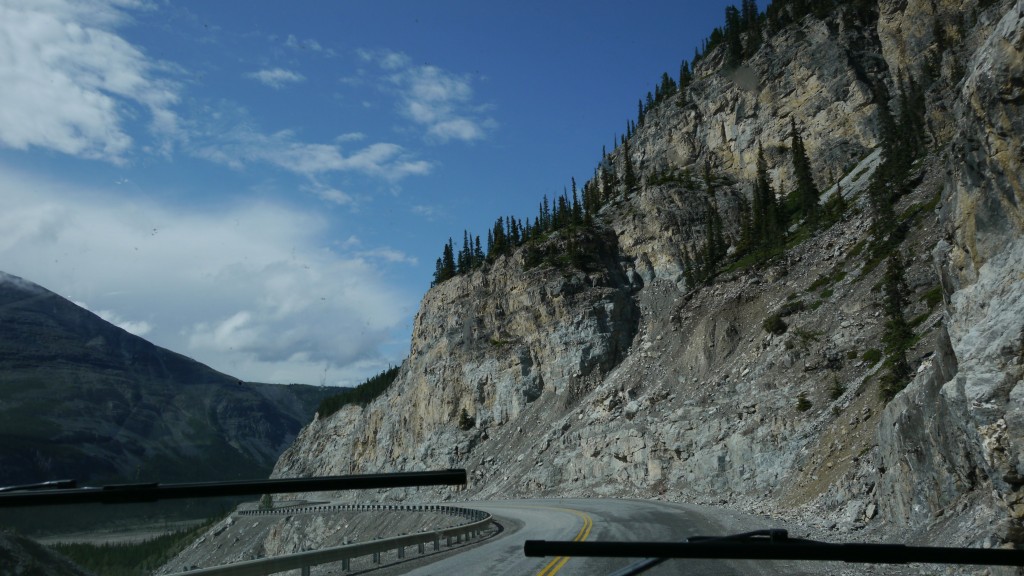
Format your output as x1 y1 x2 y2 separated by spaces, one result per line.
0 0 742 387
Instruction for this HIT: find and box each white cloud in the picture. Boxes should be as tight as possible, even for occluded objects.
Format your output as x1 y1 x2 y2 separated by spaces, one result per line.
361 49 493 143
0 166 417 385
411 205 441 219
194 126 431 180
336 132 366 142
285 34 323 52
0 0 181 162
429 118 485 142
247 68 306 89
356 247 417 266
307 184 353 205
76 303 155 337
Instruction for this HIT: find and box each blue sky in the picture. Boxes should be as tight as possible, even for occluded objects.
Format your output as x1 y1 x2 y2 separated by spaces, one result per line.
0 0 741 386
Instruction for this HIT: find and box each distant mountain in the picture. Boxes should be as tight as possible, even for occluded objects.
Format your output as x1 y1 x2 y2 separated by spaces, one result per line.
0 271 334 487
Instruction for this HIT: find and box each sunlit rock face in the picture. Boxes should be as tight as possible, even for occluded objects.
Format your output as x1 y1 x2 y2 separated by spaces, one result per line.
274 0 1024 550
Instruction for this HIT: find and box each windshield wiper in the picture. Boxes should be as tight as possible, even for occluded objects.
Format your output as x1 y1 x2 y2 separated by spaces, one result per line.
525 529 1024 568
0 469 466 507
0 479 77 493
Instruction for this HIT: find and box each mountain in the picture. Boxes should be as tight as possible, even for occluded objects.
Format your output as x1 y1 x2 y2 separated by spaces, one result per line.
0 271 333 488
272 0 1023 551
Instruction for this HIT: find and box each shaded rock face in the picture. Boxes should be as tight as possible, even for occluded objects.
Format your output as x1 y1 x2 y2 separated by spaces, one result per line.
0 272 333 486
275 0 1024 550
876 0 1024 542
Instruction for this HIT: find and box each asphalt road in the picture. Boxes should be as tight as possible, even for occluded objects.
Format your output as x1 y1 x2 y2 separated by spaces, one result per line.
400 498 833 576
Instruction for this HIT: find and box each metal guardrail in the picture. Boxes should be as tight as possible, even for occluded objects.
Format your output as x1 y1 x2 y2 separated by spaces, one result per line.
166 504 492 576
238 502 487 520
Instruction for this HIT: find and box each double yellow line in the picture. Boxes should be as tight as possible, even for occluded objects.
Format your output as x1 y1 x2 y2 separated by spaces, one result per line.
536 508 593 576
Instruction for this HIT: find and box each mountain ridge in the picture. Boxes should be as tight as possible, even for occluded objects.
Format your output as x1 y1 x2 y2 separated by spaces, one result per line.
270 0 1024 553
0 270 334 488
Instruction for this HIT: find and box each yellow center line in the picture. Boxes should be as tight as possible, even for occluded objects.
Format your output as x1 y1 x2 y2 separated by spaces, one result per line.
536 508 593 576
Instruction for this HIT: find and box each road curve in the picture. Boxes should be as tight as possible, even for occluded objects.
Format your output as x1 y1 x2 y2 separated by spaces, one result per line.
400 498 828 575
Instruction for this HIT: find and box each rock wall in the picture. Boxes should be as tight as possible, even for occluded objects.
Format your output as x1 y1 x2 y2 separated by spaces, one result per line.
876 0 1024 545
273 0 1024 550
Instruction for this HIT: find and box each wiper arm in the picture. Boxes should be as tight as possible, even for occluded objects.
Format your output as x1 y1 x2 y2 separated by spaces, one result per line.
0 469 466 508
524 529 1024 567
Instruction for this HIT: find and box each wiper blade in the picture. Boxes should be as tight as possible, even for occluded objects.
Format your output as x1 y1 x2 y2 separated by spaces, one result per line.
0 469 466 508
524 529 1024 567
0 479 76 493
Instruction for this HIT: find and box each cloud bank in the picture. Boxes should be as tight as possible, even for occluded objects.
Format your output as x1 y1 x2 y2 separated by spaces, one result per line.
0 167 418 386
0 0 180 162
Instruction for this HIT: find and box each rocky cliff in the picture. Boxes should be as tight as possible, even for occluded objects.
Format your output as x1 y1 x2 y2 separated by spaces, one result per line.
273 0 1024 552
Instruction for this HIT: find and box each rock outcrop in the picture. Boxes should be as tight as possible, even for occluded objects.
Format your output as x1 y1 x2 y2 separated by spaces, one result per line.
273 0 1024 552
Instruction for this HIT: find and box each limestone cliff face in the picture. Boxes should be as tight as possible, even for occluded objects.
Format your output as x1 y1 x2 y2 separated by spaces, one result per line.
274 0 1024 548
273 229 640 484
875 0 1024 544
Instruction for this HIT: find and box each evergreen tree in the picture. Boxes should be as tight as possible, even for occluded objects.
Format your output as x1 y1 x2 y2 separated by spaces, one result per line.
789 118 821 228
489 217 506 259
724 5 744 68
622 139 638 194
741 0 762 57
440 239 456 282
571 178 582 224
474 236 484 265
432 257 444 286
751 144 784 260
879 253 914 400
556 194 569 230
700 199 727 283
736 192 753 256
659 72 677 100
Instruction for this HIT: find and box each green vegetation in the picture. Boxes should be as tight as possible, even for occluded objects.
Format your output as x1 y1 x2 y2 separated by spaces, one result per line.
317 365 401 418
763 313 788 335
879 254 915 401
50 518 218 576
862 348 882 365
909 311 931 329
921 285 943 309
792 327 821 345
796 392 812 412
779 299 805 316
788 118 822 228
458 408 475 431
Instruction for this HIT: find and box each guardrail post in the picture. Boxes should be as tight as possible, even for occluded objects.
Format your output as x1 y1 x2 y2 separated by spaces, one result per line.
373 551 381 564
433 537 440 551
342 558 350 571
301 566 310 576
398 546 405 559
418 542 425 554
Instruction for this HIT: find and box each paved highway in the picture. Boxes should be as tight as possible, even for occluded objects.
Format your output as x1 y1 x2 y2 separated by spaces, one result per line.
400 498 833 575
